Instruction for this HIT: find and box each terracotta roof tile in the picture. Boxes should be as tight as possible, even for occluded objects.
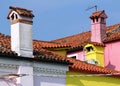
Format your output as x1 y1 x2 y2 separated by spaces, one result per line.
52 31 91 48
90 10 105 19
106 24 120 33
68 58 120 74
89 42 105 47
7 6 34 19
34 47 63 60
33 48 70 64
33 40 71 49
104 24 120 42
104 30 120 42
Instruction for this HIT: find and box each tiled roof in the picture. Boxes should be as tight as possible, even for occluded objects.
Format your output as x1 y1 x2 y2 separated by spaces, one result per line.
90 10 105 19
104 30 120 43
106 24 120 33
33 40 71 49
52 31 91 48
33 48 70 64
0 33 70 64
0 43 17 56
0 33 16 56
7 6 34 19
68 58 120 75
104 24 120 42
51 24 120 47
89 42 105 47
0 32 120 75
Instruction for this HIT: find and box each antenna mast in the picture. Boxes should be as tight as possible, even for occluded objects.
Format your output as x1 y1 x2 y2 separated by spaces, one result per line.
86 5 98 11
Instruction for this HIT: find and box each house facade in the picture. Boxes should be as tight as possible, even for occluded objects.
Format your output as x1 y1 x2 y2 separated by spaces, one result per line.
0 54 69 86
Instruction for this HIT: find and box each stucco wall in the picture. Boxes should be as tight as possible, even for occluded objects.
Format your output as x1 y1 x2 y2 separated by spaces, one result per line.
0 56 68 86
67 51 85 61
34 76 66 86
0 80 16 86
104 41 120 71
67 71 120 86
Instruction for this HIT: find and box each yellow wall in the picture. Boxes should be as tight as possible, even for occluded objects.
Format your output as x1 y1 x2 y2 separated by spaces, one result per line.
67 71 120 86
84 44 104 67
46 48 68 56
52 50 67 56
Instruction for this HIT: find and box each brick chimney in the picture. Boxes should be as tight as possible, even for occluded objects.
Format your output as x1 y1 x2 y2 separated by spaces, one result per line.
90 10 107 43
7 6 34 57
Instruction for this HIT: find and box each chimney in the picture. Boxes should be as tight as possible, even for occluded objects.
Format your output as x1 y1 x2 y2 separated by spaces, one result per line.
90 10 107 43
7 6 34 57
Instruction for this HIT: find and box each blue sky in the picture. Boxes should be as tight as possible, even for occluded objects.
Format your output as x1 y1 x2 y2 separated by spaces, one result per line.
1 0 120 41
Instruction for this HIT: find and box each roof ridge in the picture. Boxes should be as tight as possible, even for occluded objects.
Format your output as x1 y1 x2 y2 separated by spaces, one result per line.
90 10 105 19
51 23 120 42
9 6 32 12
51 31 91 42
34 40 63 44
34 48 69 61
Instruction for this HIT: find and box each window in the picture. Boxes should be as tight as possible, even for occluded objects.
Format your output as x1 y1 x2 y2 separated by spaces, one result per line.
86 46 93 52
15 14 18 19
101 17 105 23
92 18 95 23
11 13 18 20
11 13 14 20
96 17 98 22
71 56 76 59
67 54 78 59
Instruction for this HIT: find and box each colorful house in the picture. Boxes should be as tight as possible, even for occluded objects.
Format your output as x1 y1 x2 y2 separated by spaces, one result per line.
51 10 120 71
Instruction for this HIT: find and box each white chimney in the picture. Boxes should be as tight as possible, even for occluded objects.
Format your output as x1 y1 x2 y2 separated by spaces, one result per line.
7 6 34 57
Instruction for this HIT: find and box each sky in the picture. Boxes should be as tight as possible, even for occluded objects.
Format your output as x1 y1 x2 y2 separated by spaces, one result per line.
1 0 120 41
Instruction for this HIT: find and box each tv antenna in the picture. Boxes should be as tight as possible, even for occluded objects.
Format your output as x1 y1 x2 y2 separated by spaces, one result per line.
86 5 98 11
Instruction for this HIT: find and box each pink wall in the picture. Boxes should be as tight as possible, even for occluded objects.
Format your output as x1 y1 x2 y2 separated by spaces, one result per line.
67 51 85 61
91 23 106 43
104 41 120 71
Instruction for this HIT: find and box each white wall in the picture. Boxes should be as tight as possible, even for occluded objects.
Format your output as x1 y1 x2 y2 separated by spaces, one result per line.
17 66 33 86
0 80 16 86
0 57 69 86
34 76 66 86
33 62 68 86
